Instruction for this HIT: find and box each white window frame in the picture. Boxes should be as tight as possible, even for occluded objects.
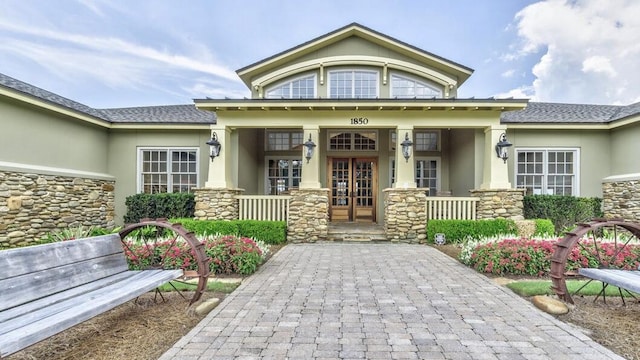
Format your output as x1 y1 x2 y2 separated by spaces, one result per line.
136 147 200 194
389 130 441 152
265 156 303 195
389 156 441 195
327 130 378 151
390 72 443 98
265 130 304 151
265 74 317 99
328 69 379 99
514 147 580 196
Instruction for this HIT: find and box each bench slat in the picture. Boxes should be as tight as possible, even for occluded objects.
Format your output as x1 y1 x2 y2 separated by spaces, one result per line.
578 268 640 294
0 254 129 310
0 271 135 324
0 234 123 280
0 269 182 358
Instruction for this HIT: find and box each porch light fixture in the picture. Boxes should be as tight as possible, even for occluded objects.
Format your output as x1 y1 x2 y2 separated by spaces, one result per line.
206 131 221 161
495 133 512 163
303 133 316 163
401 132 413 162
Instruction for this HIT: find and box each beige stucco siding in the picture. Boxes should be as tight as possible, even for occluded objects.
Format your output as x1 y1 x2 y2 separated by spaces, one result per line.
509 129 610 197
237 128 260 194
107 129 210 224
449 129 476 195
0 98 109 173
610 122 640 175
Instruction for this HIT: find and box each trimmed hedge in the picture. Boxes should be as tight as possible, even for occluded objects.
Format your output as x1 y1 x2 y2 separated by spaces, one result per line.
124 193 195 223
172 218 287 245
426 218 554 244
524 195 603 234
426 219 517 244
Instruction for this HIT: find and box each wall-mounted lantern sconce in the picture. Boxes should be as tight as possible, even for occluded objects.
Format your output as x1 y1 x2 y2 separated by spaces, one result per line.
303 133 316 163
495 133 512 164
206 131 221 161
401 132 413 162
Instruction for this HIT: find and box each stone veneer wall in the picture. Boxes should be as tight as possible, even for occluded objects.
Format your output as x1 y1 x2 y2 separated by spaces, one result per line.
193 188 244 220
0 170 115 247
383 188 427 243
469 188 525 220
287 189 329 243
602 174 640 222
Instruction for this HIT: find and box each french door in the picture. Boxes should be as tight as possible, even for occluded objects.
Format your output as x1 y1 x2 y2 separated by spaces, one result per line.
328 158 377 222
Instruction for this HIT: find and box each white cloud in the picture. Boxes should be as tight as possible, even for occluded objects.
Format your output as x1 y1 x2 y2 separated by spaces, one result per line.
501 69 516 78
509 0 640 105
493 86 535 100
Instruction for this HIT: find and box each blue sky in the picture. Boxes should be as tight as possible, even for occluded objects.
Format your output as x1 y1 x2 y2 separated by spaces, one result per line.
1 0 638 108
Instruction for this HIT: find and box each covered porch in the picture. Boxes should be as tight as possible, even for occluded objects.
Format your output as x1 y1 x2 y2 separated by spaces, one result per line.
193 98 526 242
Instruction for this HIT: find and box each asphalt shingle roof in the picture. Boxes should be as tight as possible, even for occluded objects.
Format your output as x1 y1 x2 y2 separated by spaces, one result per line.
2 72 638 126
101 105 216 124
500 101 640 124
0 72 216 125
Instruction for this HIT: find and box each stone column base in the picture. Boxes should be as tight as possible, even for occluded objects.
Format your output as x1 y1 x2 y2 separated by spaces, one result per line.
383 188 427 243
603 174 640 222
287 189 329 243
193 188 244 221
469 188 525 220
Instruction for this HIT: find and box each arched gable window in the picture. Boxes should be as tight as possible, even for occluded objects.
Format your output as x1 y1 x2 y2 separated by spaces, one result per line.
391 74 442 98
265 74 316 99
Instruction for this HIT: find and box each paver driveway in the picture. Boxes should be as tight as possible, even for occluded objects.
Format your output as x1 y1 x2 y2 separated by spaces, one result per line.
160 243 623 360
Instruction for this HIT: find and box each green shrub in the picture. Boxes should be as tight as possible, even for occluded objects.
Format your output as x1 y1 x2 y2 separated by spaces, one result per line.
524 195 603 234
236 220 287 244
426 219 517 244
172 218 287 245
124 193 195 223
532 219 555 237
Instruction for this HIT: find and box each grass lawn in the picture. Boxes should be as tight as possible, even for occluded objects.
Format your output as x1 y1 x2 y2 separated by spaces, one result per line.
506 279 639 297
158 280 240 293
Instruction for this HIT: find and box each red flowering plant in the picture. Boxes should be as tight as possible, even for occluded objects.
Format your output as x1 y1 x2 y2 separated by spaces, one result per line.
123 234 266 275
463 236 640 277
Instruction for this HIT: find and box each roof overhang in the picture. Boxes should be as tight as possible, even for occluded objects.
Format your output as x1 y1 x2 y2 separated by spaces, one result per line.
237 23 473 90
195 98 528 112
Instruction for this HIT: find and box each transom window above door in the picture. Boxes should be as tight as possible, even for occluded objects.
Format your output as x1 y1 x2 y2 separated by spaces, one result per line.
265 74 316 99
328 70 378 98
266 131 304 151
390 130 440 151
328 131 377 151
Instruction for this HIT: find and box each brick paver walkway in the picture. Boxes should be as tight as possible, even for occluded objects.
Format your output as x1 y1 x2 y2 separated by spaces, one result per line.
160 243 623 359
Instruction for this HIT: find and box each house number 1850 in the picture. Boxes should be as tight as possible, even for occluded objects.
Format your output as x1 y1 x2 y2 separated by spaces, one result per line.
350 117 369 125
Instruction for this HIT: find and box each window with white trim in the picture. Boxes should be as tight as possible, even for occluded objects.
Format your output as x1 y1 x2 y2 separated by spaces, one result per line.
391 74 442 98
266 131 304 151
266 158 302 195
265 74 316 99
328 131 377 151
515 149 579 196
390 130 440 151
390 157 440 196
138 148 198 193
328 70 378 98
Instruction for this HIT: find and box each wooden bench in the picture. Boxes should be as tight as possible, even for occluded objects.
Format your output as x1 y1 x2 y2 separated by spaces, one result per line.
578 267 640 304
0 234 183 358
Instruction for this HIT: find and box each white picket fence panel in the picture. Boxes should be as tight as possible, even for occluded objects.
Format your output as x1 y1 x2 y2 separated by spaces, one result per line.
236 195 291 223
425 197 478 220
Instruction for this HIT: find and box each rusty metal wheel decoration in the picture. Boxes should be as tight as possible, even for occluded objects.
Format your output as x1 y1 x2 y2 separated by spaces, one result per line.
550 218 640 304
119 218 210 304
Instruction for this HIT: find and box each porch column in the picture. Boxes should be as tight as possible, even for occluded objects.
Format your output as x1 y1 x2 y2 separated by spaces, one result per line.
394 126 416 188
205 126 233 189
480 125 512 189
300 125 321 189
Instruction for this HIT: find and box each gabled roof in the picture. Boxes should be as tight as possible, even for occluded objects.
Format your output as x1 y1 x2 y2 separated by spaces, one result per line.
236 22 474 89
0 72 215 126
500 102 640 124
